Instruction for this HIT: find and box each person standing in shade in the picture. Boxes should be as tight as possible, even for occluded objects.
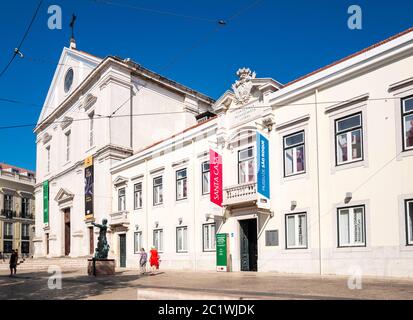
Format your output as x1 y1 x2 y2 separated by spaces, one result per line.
9 250 18 276
139 248 147 275
149 246 160 275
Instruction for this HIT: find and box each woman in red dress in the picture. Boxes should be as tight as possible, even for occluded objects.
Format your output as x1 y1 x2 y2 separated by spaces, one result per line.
149 246 159 275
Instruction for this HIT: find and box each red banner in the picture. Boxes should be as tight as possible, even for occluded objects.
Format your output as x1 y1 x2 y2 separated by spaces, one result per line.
210 149 223 207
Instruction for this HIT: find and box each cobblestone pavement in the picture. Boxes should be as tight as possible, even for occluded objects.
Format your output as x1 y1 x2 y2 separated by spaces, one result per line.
1 269 413 300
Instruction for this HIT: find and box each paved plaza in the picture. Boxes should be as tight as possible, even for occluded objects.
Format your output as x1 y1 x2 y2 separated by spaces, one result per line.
1 269 413 300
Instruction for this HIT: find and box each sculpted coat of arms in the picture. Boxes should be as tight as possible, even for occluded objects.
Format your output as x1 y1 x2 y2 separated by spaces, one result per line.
232 67 256 105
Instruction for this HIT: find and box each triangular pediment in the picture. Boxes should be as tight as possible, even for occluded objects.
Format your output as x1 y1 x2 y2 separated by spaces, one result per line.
113 176 128 186
37 47 101 125
54 188 74 203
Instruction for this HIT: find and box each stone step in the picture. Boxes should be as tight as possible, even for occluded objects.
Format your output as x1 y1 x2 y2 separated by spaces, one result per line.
0 257 89 270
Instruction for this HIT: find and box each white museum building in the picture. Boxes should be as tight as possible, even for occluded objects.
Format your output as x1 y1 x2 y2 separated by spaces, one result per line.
35 27 413 277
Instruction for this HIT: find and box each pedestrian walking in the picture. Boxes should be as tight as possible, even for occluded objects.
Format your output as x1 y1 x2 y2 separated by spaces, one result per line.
9 250 18 276
139 248 147 274
149 246 160 275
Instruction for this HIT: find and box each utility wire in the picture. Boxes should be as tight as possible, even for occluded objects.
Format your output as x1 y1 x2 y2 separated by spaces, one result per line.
109 0 264 118
160 0 263 72
0 0 43 79
0 95 403 130
0 94 404 111
89 0 218 23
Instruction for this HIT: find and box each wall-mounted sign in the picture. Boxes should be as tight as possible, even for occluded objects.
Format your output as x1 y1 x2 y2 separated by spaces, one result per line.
216 233 229 272
209 149 223 207
84 156 94 220
256 131 270 199
43 180 49 224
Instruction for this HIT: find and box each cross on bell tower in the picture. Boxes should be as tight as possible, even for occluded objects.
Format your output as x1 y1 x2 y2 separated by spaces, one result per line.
69 14 77 49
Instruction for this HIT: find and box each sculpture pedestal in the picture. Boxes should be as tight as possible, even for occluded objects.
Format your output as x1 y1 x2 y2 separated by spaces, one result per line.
87 259 115 276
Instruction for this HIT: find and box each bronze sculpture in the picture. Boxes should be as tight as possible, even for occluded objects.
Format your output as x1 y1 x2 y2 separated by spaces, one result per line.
91 219 110 259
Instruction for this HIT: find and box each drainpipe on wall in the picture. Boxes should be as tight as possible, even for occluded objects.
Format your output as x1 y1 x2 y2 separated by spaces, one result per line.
314 88 322 275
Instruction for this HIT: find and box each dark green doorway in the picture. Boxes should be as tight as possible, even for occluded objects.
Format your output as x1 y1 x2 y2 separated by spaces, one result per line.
239 219 258 271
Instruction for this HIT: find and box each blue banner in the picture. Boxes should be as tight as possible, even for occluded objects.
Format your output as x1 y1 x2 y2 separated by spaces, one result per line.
256 131 270 199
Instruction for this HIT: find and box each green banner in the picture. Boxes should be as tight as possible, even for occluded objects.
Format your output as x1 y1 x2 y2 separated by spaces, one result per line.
43 180 49 224
216 233 228 269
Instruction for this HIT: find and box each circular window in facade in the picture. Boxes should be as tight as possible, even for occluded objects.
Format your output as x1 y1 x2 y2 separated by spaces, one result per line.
64 68 74 93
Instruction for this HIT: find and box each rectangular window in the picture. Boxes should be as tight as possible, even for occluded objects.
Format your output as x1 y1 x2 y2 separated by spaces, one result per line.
203 223 216 251
153 176 163 206
134 231 142 254
153 229 163 252
335 113 363 165
118 187 126 211
46 146 51 172
4 194 13 211
21 197 30 217
3 241 12 253
176 168 187 200
337 206 366 247
238 146 255 184
405 199 413 245
283 131 305 177
89 111 94 147
65 131 71 161
285 213 307 249
134 182 143 209
265 230 279 246
202 161 210 195
21 241 30 254
22 224 30 240
176 226 188 253
4 222 13 239
402 96 413 151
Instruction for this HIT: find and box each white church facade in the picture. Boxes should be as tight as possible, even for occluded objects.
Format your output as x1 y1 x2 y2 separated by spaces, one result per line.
35 27 413 277
33 39 214 259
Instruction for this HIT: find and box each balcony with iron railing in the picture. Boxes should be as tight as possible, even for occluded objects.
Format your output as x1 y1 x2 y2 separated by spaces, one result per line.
20 212 35 220
0 209 17 219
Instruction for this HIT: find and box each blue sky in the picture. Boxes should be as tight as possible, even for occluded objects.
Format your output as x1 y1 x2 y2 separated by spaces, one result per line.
0 0 412 171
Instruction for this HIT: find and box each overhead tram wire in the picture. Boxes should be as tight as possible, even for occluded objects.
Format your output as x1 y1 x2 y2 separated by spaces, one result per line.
107 0 264 119
0 95 404 111
0 95 404 131
89 0 217 23
0 0 43 79
159 0 264 72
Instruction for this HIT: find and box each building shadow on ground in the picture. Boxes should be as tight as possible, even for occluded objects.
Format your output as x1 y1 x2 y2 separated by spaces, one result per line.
0 270 148 300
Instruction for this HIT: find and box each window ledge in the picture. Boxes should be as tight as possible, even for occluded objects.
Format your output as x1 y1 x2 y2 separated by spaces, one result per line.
281 248 313 255
175 198 189 205
397 149 413 161
331 159 367 174
333 246 371 253
282 172 308 183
